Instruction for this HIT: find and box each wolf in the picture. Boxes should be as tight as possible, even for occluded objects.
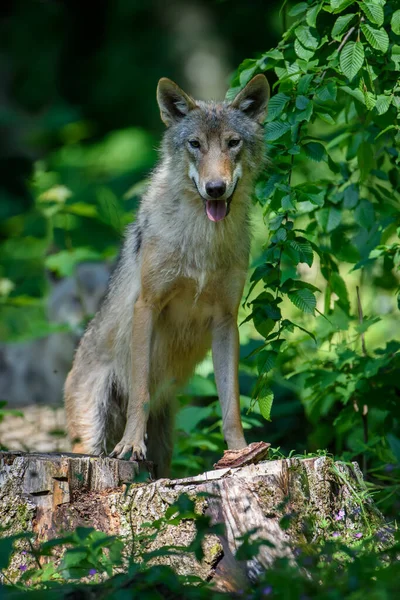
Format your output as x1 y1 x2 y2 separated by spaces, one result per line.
65 74 270 476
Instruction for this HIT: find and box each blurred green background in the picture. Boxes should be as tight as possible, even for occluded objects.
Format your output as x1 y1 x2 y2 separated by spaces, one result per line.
0 0 399 498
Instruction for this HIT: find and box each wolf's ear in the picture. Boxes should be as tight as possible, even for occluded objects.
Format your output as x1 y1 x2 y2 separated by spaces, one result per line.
157 78 197 127
230 74 270 123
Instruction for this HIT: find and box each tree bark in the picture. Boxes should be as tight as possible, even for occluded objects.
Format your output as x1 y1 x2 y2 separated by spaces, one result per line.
0 450 385 590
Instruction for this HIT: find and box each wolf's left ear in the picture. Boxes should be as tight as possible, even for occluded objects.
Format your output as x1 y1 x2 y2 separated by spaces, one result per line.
157 78 197 127
230 74 270 123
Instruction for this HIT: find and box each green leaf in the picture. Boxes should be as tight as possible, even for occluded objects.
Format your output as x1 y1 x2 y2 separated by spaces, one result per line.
316 111 335 124
332 14 356 40
355 200 375 230
330 0 355 14
361 24 389 53
258 387 274 421
392 9 400 35
294 39 315 61
296 95 310 110
288 288 317 314
265 93 290 122
360 3 384 27
316 207 341 232
341 85 365 104
295 25 319 50
344 183 359 208
257 350 277 375
298 74 314 94
265 121 291 141
357 141 375 181
303 142 326 162
297 240 314 266
375 94 392 115
340 41 364 80
306 3 322 27
288 2 308 16
315 81 337 102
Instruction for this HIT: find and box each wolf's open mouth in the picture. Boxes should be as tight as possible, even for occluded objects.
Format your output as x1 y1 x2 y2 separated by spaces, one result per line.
192 179 237 222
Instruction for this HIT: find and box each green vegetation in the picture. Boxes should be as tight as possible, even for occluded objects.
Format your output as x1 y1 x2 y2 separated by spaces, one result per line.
1 0 400 596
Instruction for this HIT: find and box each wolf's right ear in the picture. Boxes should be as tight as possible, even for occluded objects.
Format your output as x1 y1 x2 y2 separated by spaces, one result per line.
157 78 197 127
230 74 270 124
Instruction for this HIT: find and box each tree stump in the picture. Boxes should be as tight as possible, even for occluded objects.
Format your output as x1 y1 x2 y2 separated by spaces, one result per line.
0 450 385 590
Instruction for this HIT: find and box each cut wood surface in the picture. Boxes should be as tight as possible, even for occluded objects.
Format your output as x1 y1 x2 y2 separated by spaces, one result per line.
0 450 385 590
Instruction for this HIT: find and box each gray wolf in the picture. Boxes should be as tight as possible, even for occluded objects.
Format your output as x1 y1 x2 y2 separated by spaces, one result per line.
65 75 270 477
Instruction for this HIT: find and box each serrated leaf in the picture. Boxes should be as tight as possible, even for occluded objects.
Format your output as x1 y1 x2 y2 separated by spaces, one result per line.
392 9 400 35
340 41 364 80
361 24 389 53
332 14 356 40
265 93 290 122
265 121 291 142
295 25 319 50
360 3 384 27
375 94 392 115
303 141 326 162
315 82 337 102
257 350 276 375
288 288 317 314
363 90 376 111
297 241 314 266
258 387 274 421
255 174 282 202
272 228 287 243
294 39 315 61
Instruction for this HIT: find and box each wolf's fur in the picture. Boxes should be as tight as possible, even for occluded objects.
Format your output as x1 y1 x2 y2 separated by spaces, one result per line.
65 75 270 476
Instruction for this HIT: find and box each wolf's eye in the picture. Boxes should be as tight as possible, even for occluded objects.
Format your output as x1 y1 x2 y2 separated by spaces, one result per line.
188 139 201 149
228 138 241 148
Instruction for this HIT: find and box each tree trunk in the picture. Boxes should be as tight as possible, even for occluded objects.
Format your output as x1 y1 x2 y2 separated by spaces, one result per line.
0 450 385 590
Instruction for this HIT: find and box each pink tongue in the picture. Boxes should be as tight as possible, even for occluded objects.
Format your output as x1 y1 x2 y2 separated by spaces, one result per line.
206 200 227 222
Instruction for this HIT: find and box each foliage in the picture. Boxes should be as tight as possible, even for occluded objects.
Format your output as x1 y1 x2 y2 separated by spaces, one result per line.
0 491 399 599
228 0 400 513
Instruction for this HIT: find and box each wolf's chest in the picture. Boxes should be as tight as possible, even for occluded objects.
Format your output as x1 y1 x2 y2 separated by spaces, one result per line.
159 277 216 329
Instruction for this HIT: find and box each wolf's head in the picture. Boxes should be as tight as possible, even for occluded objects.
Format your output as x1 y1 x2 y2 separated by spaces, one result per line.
157 75 269 222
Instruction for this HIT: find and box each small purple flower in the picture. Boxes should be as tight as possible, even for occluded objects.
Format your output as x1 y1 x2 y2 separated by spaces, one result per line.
384 464 394 472
262 586 273 596
88 568 97 576
332 532 340 538
19 565 27 572
21 550 27 555
354 532 363 539
335 509 345 521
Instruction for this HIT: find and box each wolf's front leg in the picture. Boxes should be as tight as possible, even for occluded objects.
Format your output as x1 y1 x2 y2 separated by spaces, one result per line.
110 297 153 461
212 313 247 450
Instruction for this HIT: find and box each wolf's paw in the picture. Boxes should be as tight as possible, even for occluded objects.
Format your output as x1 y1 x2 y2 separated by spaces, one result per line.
109 439 147 461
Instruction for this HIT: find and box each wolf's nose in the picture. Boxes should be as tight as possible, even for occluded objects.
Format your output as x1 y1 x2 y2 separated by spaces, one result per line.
205 180 226 198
